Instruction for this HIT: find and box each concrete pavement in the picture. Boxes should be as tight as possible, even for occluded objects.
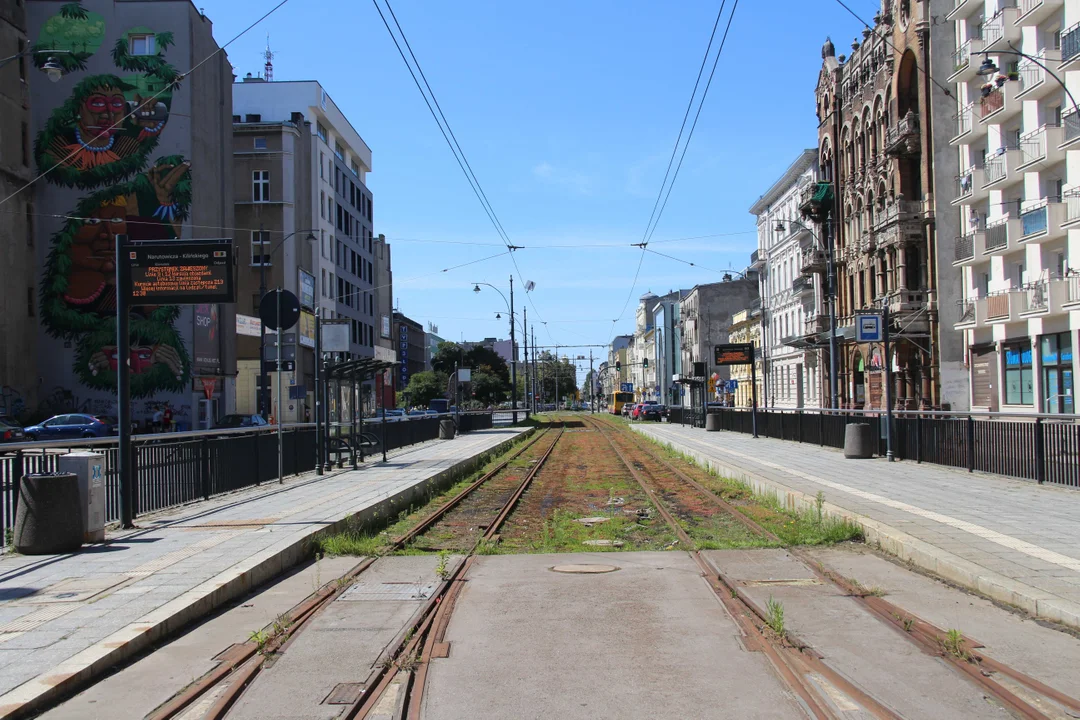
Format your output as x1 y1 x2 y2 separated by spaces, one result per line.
0 427 526 719
632 422 1080 631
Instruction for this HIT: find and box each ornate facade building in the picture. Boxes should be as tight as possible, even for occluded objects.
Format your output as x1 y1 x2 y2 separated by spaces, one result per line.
806 0 963 410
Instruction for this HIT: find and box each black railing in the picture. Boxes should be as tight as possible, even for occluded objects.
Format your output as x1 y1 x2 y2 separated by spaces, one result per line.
695 407 1080 489
1063 22 1080 63
955 233 975 262
0 412 503 547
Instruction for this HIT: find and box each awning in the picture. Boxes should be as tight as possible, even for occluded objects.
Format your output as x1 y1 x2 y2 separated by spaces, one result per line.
810 182 834 205
326 358 397 381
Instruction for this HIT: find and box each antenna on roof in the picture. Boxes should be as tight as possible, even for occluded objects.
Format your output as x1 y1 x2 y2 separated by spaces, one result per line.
263 34 275 82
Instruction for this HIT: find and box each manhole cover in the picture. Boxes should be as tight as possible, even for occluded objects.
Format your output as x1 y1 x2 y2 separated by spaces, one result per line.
582 540 623 547
550 564 620 574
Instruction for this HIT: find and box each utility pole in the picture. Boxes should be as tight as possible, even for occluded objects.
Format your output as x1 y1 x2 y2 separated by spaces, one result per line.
589 350 594 414
509 275 517 419
554 343 559 411
523 307 530 416
115 233 133 528
532 327 537 409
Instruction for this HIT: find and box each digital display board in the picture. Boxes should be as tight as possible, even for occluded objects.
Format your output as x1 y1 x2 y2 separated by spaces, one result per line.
126 240 234 305
713 343 754 366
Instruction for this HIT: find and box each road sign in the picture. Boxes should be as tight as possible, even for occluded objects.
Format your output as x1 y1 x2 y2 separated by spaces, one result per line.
714 343 754 366
126 240 234 305
620 382 633 392
856 312 883 342
728 379 739 392
260 289 301 331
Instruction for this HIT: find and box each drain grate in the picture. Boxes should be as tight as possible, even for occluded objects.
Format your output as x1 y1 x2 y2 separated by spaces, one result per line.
324 682 365 705
550 564 620 574
339 582 438 601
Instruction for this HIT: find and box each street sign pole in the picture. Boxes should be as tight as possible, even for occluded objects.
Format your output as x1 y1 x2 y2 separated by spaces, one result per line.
314 310 323 475
277 287 283 484
116 234 134 528
750 343 758 439
884 305 894 462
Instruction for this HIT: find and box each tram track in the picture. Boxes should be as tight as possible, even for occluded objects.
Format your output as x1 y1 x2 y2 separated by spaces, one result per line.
593 415 1080 720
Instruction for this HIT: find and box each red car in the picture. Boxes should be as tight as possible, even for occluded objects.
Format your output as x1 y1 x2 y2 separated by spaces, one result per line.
631 403 644 420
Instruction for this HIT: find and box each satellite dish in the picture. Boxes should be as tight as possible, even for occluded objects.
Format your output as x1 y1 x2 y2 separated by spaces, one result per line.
524 280 536 292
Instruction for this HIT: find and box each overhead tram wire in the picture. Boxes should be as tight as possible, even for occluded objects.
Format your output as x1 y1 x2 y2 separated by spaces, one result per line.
371 0 548 330
0 0 294 208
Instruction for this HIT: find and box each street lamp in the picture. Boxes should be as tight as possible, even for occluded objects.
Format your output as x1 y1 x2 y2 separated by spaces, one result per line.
0 50 72 82
975 46 1080 116
472 278 518 415
258 229 317 417
775 218 839 410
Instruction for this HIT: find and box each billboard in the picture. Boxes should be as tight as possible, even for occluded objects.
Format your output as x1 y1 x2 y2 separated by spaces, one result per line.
236 314 261 337
126 240 234 305
713 343 754 366
299 269 316 310
193 304 221 375
299 311 316 348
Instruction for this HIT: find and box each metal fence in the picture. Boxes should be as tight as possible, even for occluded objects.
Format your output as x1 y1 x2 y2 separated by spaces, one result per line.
685 407 1080 489
0 411 504 547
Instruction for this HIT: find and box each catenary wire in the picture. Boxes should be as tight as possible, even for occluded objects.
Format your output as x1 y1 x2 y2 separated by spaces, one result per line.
0 0 294 209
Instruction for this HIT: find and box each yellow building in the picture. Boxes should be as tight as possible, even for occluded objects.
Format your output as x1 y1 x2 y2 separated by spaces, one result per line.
727 309 763 408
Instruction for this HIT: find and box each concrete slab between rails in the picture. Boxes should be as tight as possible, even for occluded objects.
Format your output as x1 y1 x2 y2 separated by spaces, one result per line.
0 427 530 720
630 424 1080 633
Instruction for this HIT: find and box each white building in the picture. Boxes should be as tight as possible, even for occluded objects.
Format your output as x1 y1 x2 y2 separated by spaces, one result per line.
949 0 1078 413
749 149 825 408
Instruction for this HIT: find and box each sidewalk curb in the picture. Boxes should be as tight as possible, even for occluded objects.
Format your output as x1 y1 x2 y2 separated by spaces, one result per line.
633 426 1080 633
0 428 529 720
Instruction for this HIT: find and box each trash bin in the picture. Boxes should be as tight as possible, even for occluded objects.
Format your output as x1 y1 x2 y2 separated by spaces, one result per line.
58 452 105 543
843 423 874 459
14 472 84 554
439 418 456 440
705 413 721 432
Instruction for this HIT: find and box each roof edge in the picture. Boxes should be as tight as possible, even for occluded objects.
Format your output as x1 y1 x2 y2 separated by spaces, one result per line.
748 148 818 215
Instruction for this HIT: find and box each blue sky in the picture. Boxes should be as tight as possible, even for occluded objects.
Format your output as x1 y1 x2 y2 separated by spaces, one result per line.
198 0 870 384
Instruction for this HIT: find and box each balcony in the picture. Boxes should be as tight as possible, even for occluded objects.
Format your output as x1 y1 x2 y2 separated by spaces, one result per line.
1019 281 1049 315
982 8 1021 51
1062 110 1080 148
948 0 983 20
798 182 834 221
949 37 986 82
803 314 829 337
1020 199 1066 241
984 215 1019 255
1063 189 1080 227
750 249 763 269
1064 275 1080 307
982 149 1022 188
953 231 985 264
885 289 931 332
956 298 977 328
1018 0 1063 25
1065 22 1080 67
986 291 1015 323
858 229 877 254
953 165 987 205
978 82 1021 124
951 105 974 144
800 246 829 275
1016 51 1062 100
792 275 814 297
1017 124 1065 169
884 113 920 156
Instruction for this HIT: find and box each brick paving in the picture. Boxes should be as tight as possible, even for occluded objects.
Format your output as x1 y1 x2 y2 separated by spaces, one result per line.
632 422 1080 628
0 428 524 716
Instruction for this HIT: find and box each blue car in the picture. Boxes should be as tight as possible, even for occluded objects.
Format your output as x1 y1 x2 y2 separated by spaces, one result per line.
23 414 118 441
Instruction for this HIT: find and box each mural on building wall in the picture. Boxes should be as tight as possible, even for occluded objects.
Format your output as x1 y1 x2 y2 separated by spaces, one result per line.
35 2 192 398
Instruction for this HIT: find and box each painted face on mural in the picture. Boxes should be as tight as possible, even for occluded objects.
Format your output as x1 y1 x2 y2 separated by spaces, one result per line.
77 86 127 144
64 198 128 307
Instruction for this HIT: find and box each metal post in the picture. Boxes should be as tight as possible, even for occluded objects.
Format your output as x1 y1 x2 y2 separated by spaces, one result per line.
314 309 323 475
589 350 594 414
750 344 758 439
883 305 894 462
523 307 530 418
322 360 332 472
1035 416 1046 484
116 233 134 528
336 373 344 468
351 374 358 469
509 275 517 419
554 344 559 410
827 217 839 410
259 257 267 418
381 399 387 463
276 288 284 484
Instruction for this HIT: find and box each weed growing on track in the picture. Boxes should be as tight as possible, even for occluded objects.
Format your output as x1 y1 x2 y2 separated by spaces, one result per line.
765 596 786 637
942 628 974 662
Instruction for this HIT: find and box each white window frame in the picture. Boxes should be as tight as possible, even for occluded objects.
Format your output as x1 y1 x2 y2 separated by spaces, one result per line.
253 137 267 150
251 230 271 266
252 170 270 202
317 123 328 143
129 34 155 56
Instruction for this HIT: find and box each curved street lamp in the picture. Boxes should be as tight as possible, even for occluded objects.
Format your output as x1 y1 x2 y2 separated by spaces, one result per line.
471 278 518 414
0 50 73 82
975 46 1080 117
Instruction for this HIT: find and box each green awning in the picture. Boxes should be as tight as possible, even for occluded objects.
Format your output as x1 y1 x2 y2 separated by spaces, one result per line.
810 182 834 204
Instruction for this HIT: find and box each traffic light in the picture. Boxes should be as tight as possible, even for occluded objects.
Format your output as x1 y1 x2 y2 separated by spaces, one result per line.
615 360 621 372
643 357 649 369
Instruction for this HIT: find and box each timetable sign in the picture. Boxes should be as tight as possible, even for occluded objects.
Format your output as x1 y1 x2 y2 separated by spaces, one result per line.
127 240 235 305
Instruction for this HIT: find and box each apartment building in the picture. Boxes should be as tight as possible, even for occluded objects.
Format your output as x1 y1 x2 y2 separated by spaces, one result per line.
679 278 760 396
652 292 687 406
373 233 395 408
726 308 764 407
950 0 1078 413
233 79 378 411
749 149 826 408
810 0 961 411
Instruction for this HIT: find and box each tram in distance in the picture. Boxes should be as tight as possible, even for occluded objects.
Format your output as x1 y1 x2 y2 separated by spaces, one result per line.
610 391 634 415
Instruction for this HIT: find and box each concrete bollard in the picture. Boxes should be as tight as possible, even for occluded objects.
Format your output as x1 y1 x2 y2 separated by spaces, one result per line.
843 423 874 459
439 418 456 440
14 473 84 554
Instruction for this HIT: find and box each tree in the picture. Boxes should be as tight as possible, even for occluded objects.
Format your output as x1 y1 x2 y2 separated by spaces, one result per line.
470 371 505 405
463 346 509 385
431 341 463 377
403 370 448 408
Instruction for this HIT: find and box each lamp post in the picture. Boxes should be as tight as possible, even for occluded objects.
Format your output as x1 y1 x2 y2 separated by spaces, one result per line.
775 218 838 410
0 49 72 82
258 229 316 418
472 278 517 417
975 49 1080 117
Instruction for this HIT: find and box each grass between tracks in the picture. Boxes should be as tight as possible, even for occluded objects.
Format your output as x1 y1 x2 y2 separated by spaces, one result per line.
315 415 861 558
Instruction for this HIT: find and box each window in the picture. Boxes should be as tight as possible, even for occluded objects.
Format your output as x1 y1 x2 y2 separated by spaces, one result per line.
129 34 156 56
251 230 271 265
320 191 326 219
1004 341 1034 405
252 171 270 202
320 152 325 179
253 137 267 150
322 269 327 296
334 142 345 161
17 41 26 81
1041 333 1073 413
317 123 328 143
351 160 360 177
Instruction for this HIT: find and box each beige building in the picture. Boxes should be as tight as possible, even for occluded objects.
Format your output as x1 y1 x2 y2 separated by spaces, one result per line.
0 0 36 419
727 309 763 408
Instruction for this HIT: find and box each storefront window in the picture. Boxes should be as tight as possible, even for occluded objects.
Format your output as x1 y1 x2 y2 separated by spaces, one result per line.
1004 341 1034 405
1040 333 1073 413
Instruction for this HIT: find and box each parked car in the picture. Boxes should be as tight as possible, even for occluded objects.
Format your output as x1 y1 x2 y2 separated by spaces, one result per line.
641 404 666 421
407 410 427 417
0 416 25 442
23 414 117 440
216 414 269 429
621 403 634 417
